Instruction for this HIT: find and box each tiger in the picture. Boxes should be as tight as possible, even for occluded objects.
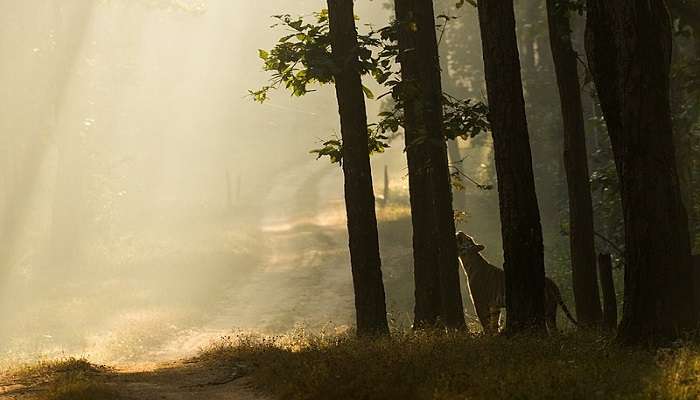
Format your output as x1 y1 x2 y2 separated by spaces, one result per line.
455 231 577 334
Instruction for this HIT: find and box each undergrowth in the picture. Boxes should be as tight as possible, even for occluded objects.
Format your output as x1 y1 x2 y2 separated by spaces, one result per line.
40 372 120 400
202 328 700 400
2 357 119 400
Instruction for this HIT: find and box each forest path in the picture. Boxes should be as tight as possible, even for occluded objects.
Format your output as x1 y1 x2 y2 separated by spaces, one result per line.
0 357 271 400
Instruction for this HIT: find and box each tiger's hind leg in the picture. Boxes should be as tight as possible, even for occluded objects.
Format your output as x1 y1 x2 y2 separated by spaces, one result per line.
488 306 501 334
475 303 495 335
546 311 558 334
545 300 559 334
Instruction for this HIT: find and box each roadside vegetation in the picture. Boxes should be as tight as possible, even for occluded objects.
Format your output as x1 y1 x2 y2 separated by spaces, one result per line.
4 329 700 399
203 329 700 400
1 358 118 400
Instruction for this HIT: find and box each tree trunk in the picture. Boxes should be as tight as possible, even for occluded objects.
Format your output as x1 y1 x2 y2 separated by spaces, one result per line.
477 0 547 333
415 0 465 329
395 0 465 329
586 0 697 345
396 0 441 328
694 254 700 321
327 0 389 336
597 253 617 332
546 0 602 327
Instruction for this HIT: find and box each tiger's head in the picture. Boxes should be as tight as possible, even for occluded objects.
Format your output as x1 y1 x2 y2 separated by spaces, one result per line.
455 231 486 256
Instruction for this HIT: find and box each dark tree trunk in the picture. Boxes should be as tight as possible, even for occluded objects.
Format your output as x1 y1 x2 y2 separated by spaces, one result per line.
395 0 465 329
694 254 700 320
546 0 602 327
415 0 465 330
477 0 547 333
586 0 697 345
327 0 389 336
597 253 617 332
396 0 441 328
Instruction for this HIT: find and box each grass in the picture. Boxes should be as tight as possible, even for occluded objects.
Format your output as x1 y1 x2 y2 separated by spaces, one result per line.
7 330 700 399
40 372 120 400
1 357 120 400
202 328 700 400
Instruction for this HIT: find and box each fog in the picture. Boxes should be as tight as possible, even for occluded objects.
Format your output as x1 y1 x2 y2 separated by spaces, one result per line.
0 0 506 366
0 0 385 365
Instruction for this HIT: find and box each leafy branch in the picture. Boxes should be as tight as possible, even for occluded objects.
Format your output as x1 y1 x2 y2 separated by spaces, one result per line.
251 9 490 166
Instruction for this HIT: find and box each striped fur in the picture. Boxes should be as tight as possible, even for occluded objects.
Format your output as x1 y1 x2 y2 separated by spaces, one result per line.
456 232 577 334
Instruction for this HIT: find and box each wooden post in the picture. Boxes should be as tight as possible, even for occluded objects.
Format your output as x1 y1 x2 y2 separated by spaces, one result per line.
597 253 617 332
236 175 242 204
383 165 389 207
226 170 232 211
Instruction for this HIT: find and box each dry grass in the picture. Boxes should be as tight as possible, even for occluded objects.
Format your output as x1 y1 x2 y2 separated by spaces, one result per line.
2 358 119 400
202 328 700 400
39 373 120 400
7 330 700 400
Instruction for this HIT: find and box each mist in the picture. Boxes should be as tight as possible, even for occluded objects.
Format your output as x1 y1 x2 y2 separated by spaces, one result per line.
0 0 402 365
0 0 513 367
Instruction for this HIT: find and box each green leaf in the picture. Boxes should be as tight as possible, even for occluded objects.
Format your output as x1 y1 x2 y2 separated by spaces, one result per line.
362 85 375 99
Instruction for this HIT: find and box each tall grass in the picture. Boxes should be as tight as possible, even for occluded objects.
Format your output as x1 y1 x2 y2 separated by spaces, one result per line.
203 329 700 400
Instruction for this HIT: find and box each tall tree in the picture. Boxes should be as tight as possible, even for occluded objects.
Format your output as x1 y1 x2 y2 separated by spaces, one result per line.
586 0 697 344
546 0 602 327
395 0 465 329
477 0 547 332
395 0 441 327
668 0 700 249
327 0 389 336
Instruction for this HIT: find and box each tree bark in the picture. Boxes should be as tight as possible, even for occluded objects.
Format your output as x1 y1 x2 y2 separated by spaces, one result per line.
597 253 617 332
477 0 547 333
327 0 389 336
546 0 602 327
396 0 441 327
586 0 697 345
395 0 465 329
693 253 700 321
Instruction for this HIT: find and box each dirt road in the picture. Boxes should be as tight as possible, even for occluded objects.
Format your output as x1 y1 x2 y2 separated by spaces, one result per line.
0 357 271 400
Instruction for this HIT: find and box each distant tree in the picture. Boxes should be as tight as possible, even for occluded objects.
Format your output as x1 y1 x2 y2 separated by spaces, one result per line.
394 0 466 329
476 0 547 332
546 0 602 327
325 0 389 336
586 0 697 345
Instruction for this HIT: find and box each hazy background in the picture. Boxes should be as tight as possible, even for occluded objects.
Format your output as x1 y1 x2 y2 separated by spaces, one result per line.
0 0 509 366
